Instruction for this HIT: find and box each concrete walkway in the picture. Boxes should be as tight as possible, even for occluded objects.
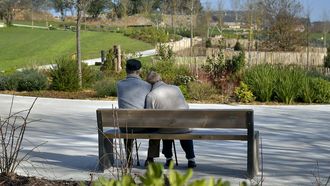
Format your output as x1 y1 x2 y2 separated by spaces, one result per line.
0 94 329 185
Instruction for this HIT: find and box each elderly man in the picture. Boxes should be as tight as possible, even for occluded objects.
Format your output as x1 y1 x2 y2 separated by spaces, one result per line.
117 59 159 165
145 71 196 168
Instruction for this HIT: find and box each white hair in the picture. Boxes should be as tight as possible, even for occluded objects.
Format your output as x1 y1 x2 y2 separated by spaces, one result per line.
147 71 162 84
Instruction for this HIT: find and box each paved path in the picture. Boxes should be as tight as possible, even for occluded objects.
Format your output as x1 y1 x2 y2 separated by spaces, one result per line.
0 94 329 185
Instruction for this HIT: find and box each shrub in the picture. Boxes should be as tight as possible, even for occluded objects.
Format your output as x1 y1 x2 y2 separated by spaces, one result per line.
123 27 170 44
0 69 48 91
50 57 96 91
179 85 189 99
15 69 48 91
203 48 245 85
174 75 196 86
311 77 330 103
94 78 117 97
187 81 218 100
157 44 174 61
243 64 277 102
299 76 315 103
226 51 245 74
143 61 192 85
89 163 238 186
205 38 212 48
274 67 306 104
234 82 255 103
234 40 243 51
0 76 9 90
324 47 330 68
202 49 226 81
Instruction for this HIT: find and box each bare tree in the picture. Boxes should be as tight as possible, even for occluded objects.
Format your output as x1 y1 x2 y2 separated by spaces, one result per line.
204 0 212 38
322 10 329 48
217 0 224 29
260 0 304 51
231 0 241 23
304 1 312 68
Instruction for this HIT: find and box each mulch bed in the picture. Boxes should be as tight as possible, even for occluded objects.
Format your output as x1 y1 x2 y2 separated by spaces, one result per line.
0 173 88 186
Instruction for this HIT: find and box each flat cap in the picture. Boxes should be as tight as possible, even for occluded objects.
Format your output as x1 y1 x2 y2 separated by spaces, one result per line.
126 59 142 71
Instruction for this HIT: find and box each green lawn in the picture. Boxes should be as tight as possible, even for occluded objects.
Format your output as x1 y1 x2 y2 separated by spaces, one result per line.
0 27 153 71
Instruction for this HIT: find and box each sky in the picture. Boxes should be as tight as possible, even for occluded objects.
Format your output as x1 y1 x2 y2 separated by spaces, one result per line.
200 0 330 22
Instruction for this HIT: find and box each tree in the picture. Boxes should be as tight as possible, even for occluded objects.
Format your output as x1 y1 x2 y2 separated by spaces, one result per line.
304 1 312 67
231 0 241 23
52 0 74 21
87 0 108 18
0 0 21 26
217 0 224 29
75 0 91 88
260 0 304 51
322 10 330 48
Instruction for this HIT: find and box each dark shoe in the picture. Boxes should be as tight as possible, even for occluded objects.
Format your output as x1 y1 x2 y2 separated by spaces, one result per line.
144 158 154 167
164 159 173 167
187 160 196 168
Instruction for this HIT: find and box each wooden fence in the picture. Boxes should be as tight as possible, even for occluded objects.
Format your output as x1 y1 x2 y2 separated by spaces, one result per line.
174 56 330 77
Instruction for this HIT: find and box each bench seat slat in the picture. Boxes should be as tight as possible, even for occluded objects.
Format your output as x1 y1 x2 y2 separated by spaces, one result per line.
103 129 248 140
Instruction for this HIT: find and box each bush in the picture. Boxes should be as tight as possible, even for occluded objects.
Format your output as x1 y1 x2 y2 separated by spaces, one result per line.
0 76 9 90
50 57 96 91
311 77 330 103
157 44 174 61
299 76 315 103
243 64 277 102
187 81 218 100
89 163 238 186
226 51 245 74
174 75 196 86
143 60 192 85
0 69 48 91
324 47 330 68
234 82 255 103
123 27 170 44
205 38 212 48
94 78 117 97
234 40 243 51
274 67 306 104
202 49 226 81
15 69 48 91
244 64 330 104
178 85 189 99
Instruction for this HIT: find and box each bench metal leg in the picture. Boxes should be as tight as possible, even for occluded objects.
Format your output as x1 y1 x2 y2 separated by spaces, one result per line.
135 139 140 166
247 131 260 178
173 140 178 166
98 137 114 172
104 138 115 167
254 131 260 174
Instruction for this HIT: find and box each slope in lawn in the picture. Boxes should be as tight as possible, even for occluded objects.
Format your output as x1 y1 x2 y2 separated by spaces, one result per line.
0 27 153 70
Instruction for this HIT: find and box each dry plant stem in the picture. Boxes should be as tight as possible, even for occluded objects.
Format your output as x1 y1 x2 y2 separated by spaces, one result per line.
11 97 37 173
0 95 38 174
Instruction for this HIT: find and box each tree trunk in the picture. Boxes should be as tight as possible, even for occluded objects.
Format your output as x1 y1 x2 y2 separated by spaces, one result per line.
76 1 83 88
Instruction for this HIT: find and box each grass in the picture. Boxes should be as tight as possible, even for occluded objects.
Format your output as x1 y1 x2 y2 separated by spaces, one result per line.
0 26 153 71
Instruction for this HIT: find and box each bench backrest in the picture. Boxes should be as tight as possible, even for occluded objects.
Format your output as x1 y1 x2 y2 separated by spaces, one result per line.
97 109 254 129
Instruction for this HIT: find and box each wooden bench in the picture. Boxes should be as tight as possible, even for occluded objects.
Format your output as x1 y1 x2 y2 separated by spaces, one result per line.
96 109 260 178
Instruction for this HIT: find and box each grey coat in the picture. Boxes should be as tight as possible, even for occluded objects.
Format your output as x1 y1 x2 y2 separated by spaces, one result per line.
146 81 190 134
117 74 151 109
117 74 152 133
